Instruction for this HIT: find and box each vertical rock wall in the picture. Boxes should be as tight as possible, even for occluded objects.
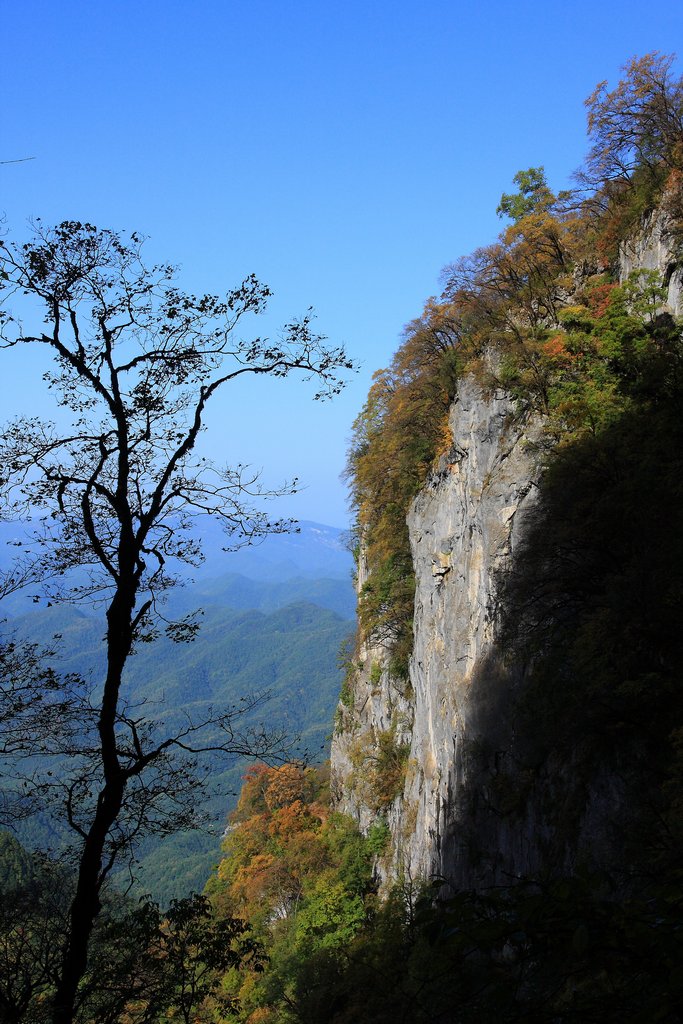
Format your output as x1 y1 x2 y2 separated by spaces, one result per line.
331 378 545 885
402 379 544 884
619 205 683 315
331 210 682 888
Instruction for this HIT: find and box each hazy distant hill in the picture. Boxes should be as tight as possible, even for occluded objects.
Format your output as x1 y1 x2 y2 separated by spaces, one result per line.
188 519 353 580
0 520 355 902
167 570 356 620
4 599 353 901
0 519 353 599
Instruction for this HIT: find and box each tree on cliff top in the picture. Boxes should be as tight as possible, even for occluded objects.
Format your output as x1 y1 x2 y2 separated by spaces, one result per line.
582 52 683 188
0 220 355 1023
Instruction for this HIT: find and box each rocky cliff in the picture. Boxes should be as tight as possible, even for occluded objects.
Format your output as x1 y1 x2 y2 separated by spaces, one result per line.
331 212 683 889
619 204 683 315
331 377 549 886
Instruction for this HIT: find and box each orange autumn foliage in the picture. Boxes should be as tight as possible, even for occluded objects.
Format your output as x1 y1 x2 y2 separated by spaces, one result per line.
213 764 342 926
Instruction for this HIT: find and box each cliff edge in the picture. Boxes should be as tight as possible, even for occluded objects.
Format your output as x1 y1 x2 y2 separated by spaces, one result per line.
332 206 683 890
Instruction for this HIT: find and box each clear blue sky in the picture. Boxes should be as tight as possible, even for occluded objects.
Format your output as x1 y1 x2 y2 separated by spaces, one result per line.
2 1 681 526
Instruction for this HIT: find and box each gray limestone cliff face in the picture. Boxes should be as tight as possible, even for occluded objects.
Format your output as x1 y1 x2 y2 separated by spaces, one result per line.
400 380 545 885
331 377 546 885
619 204 683 314
331 208 682 888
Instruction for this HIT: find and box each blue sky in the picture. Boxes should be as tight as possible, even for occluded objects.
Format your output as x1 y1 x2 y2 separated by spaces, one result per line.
2 1 682 526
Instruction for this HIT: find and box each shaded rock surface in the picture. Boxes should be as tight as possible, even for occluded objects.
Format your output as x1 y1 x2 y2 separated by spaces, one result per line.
331 211 682 888
331 378 546 884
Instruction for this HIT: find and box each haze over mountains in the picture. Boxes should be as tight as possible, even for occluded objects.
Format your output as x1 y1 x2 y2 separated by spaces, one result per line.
0 521 355 902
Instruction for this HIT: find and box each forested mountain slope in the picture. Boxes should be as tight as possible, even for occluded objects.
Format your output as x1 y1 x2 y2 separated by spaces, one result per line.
1 525 354 903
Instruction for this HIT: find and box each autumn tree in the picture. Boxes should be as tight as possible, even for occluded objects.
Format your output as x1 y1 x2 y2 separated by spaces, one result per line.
216 764 330 925
207 763 375 1019
442 206 570 344
0 220 354 1024
143 894 264 1024
583 52 683 189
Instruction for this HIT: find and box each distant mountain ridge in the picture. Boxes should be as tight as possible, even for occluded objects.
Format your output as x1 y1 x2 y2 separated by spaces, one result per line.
0 519 355 903
0 519 354 616
191 520 353 581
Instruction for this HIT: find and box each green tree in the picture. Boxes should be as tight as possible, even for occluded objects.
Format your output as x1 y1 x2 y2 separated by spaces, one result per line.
496 166 553 222
146 894 264 1024
0 221 354 1024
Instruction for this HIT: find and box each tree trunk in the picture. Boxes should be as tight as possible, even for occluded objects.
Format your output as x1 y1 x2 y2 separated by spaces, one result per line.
51 781 125 1024
51 586 135 1024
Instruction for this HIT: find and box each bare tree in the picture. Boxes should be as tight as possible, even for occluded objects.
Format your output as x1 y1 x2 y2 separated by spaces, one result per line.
0 220 355 1023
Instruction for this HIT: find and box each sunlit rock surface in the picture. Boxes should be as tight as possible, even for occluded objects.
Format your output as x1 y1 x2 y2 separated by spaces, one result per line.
331 209 682 888
332 376 545 884
619 204 683 315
